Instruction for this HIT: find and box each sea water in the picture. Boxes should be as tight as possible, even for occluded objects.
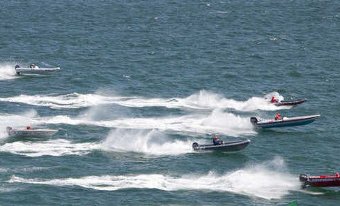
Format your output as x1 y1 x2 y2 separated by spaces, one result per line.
0 0 339 205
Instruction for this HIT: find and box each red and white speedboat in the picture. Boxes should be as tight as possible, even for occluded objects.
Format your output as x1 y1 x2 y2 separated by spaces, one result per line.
299 173 340 188
6 126 58 138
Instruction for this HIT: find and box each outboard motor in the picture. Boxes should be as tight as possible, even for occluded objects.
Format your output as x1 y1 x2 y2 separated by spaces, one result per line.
299 174 308 182
299 174 308 188
192 142 199 149
6 127 12 135
250 117 258 125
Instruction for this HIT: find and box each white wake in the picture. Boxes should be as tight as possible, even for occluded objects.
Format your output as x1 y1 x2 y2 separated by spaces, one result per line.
0 139 100 157
39 109 255 137
0 90 289 111
102 129 193 155
9 158 299 200
0 63 18 80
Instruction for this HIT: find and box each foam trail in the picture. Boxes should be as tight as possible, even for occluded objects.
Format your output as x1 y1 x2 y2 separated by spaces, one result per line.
0 93 187 109
101 129 193 155
0 139 100 157
0 90 289 111
0 111 194 156
0 109 255 137
0 111 38 139
112 90 288 111
0 63 18 80
0 93 122 109
40 109 256 136
0 131 191 157
181 90 286 111
9 157 299 200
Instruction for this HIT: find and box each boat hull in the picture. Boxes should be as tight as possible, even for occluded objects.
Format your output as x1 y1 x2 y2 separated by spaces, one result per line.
251 115 320 129
15 67 60 75
7 127 58 138
192 139 250 152
274 99 306 106
300 174 340 187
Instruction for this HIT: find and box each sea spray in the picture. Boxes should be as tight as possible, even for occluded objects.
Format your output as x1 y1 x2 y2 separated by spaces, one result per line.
101 129 192 155
264 92 285 102
40 109 255 136
9 157 299 199
0 90 289 111
0 63 18 80
0 139 100 157
0 93 122 109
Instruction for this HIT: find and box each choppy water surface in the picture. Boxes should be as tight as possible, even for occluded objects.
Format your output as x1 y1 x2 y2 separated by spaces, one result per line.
0 0 339 205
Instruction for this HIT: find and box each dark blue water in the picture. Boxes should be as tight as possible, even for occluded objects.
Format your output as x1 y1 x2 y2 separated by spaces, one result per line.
0 0 339 205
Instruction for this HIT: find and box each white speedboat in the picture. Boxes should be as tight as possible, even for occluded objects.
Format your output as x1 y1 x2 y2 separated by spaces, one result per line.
250 115 320 129
192 139 250 152
15 64 60 75
6 126 58 138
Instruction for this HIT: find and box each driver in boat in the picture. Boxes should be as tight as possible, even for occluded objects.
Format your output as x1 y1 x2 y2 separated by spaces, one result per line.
271 96 278 103
275 113 282 120
29 64 39 69
212 134 223 145
26 126 32 130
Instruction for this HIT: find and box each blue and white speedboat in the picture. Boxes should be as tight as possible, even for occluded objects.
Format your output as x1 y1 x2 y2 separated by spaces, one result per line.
192 139 250 152
15 64 60 75
250 115 320 129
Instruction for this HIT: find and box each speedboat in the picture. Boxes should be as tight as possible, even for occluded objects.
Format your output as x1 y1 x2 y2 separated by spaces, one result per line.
250 114 320 129
274 99 306 106
6 126 58 138
15 64 60 75
300 173 340 188
192 139 250 152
